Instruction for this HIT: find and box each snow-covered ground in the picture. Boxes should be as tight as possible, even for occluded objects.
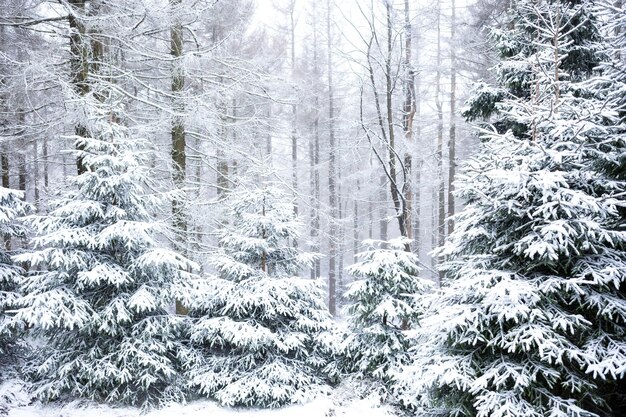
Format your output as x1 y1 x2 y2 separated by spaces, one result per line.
1 380 396 417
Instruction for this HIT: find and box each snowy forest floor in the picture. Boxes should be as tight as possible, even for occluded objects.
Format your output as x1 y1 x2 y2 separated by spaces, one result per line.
1 379 397 417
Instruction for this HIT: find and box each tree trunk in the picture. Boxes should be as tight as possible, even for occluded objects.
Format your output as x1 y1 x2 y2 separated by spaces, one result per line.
402 0 416 249
68 0 89 176
412 29 422 255
338 188 344 308
327 0 337 316
16 108 26 204
170 0 188 315
310 4 321 280
384 2 408 243
43 135 49 192
193 134 203 253
368 192 373 239
216 103 229 198
33 136 40 211
310 98 321 279
266 105 272 158
289 0 299 218
0 25 11 244
353 180 359 263
18 153 25 197
448 0 457 235
435 5 445 283
379 174 388 241
1 147 8 250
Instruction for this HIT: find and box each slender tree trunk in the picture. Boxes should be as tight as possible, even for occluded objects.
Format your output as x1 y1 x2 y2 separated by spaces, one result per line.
266 105 272 158
402 0 416 249
193 134 203 253
412 30 422 255
368 193 373 240
261 200 267 273
310 3 321 280
0 25 10 219
18 156 26 198
310 101 321 279
338 188 344 308
17 110 26 199
353 179 359 263
89 0 104 102
312 101 321 280
435 6 445 283
327 0 337 316
0 26 8 254
289 0 299 217
448 0 456 235
216 101 229 198
68 0 89 176
43 135 49 192
1 147 8 250
171 0 186 237
379 175 388 241
170 0 188 315
309 125 315 278
384 2 408 243
33 137 40 211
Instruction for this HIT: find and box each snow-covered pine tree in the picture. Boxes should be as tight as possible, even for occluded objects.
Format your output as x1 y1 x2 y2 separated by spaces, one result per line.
400 1 626 416
187 176 332 408
341 238 429 391
462 0 601 135
586 2 626 413
13 91 197 406
0 187 28 371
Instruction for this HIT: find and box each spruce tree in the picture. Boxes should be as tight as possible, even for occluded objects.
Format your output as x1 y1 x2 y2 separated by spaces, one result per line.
0 187 28 373
187 177 332 408
341 238 429 392
14 93 197 406
586 2 626 413
402 1 626 416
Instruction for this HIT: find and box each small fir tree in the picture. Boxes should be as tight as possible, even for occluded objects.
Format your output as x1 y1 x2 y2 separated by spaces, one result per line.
342 238 429 392
187 177 332 408
14 93 197 406
401 1 626 416
0 187 29 372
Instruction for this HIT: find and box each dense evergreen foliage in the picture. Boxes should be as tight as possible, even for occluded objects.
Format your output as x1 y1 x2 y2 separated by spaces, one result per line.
0 1 623 414
187 178 332 407
462 0 602 135
13 94 198 406
341 238 428 390
0 188 28 370
402 1 626 416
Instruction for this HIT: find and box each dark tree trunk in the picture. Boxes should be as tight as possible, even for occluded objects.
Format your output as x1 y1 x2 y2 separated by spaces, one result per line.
68 0 89 176
170 0 188 315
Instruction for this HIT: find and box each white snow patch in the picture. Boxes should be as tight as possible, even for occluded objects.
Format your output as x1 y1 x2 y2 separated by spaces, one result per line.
3 381 396 417
1 379 30 415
